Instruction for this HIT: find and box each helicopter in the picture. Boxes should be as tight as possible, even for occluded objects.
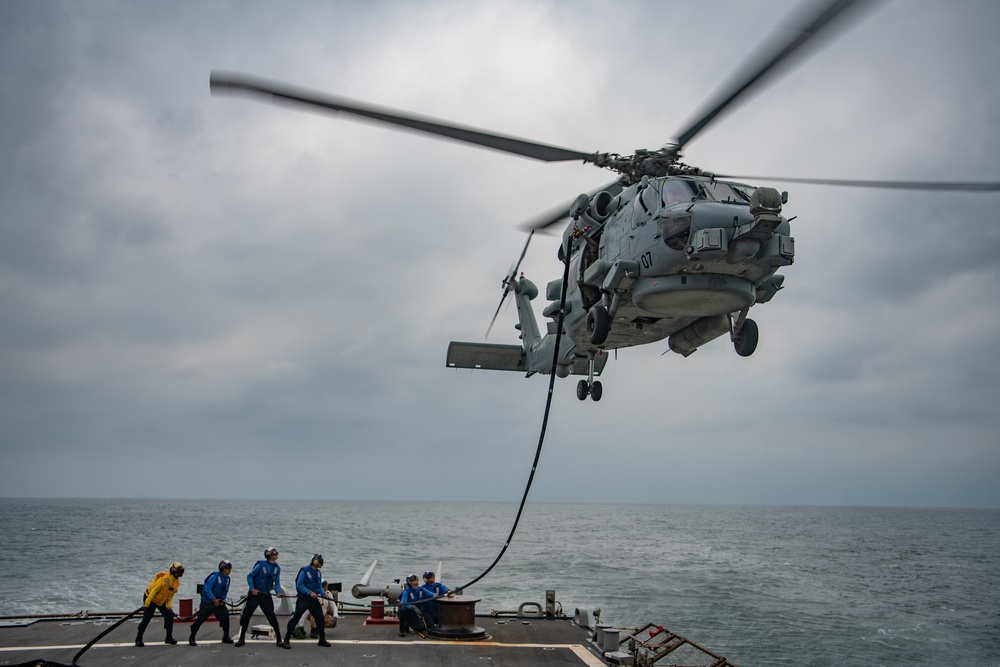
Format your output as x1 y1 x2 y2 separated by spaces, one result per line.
210 0 999 403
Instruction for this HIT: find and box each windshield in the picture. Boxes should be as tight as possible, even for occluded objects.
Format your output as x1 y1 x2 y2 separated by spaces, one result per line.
701 180 750 205
660 179 696 206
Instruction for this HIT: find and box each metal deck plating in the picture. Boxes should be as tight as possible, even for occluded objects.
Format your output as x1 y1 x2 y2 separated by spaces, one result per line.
0 611 603 667
0 595 737 667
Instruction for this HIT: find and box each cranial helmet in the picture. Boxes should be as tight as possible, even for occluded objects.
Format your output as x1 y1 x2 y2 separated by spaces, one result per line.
264 547 279 560
219 559 232 571
312 554 324 566
170 562 185 577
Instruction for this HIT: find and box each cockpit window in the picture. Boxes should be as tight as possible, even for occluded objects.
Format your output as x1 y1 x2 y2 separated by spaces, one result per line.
701 180 750 205
730 184 753 202
660 179 696 206
633 179 697 226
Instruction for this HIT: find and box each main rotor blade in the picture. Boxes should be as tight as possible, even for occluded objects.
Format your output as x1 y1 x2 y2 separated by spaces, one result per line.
486 231 534 339
674 0 875 150
210 71 595 163
717 174 1000 192
522 180 624 231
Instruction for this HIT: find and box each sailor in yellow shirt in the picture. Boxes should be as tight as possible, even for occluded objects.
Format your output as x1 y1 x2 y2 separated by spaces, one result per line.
135 562 184 647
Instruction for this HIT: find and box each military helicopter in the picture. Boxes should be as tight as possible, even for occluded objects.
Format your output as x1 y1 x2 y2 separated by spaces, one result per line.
210 0 999 402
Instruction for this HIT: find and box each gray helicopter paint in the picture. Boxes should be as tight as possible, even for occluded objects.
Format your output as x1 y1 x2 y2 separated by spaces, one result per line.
454 174 798 372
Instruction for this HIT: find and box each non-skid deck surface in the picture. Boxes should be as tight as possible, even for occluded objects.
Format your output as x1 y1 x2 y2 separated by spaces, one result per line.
0 612 605 666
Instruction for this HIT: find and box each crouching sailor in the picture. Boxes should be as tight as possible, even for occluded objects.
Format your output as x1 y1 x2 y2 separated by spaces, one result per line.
421 571 453 628
236 546 284 648
135 561 184 647
282 554 332 649
188 560 234 645
398 573 433 637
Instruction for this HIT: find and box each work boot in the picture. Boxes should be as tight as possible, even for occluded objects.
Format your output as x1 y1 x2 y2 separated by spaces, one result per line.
278 639 290 649
310 631 319 639
135 635 144 648
188 634 197 646
318 639 331 647
221 635 234 644
165 634 177 645
280 633 292 649
234 638 245 647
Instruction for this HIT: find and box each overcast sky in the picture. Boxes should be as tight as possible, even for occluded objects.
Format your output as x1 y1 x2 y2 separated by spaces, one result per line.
2 0 998 508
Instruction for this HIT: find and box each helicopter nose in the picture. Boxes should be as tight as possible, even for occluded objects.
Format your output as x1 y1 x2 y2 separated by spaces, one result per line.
632 274 755 317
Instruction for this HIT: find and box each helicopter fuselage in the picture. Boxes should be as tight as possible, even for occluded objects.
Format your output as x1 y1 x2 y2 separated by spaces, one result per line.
512 175 793 378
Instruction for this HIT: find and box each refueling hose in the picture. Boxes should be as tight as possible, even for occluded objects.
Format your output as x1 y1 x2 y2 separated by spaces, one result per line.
70 607 145 665
455 237 573 592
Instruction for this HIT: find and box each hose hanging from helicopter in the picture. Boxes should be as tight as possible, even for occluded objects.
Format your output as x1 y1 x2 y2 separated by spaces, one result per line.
457 230 574 592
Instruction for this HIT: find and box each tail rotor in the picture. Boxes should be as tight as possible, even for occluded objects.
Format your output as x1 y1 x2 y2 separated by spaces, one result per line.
486 230 534 338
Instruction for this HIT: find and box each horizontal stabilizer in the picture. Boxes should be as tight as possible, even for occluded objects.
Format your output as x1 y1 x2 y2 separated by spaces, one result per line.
447 342 526 372
447 342 609 376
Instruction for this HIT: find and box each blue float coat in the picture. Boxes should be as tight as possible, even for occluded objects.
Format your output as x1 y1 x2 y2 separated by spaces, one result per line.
400 584 433 610
295 565 324 597
246 559 281 593
422 581 450 597
201 570 231 604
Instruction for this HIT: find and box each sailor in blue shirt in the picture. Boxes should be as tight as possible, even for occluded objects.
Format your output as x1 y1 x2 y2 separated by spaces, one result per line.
188 560 234 645
282 554 332 648
398 574 433 636
420 571 453 628
235 547 284 648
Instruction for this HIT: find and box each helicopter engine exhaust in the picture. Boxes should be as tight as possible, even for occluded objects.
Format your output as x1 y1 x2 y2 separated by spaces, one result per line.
587 190 616 222
668 315 730 357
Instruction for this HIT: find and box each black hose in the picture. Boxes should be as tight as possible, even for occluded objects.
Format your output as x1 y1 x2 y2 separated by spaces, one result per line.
71 606 145 665
456 237 572 592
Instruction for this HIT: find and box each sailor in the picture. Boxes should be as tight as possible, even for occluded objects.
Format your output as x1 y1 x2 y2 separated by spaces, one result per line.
398 573 432 637
235 547 284 648
188 560 234 646
135 561 184 647
281 554 332 648
420 571 453 627
307 580 338 639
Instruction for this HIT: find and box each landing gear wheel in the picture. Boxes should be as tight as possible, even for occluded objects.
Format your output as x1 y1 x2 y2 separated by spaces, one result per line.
576 379 590 401
590 381 603 402
587 305 610 345
733 318 759 357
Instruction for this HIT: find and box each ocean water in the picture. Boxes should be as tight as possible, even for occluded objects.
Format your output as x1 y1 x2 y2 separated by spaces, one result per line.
1 499 997 666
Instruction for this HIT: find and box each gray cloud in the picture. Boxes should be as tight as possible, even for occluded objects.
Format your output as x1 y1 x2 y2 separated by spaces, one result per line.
1 0 998 507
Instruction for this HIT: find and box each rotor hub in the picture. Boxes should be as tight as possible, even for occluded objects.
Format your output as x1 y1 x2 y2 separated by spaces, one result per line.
589 147 706 185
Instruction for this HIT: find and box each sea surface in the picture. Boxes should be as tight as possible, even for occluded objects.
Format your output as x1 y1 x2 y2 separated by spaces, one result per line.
1 499 997 666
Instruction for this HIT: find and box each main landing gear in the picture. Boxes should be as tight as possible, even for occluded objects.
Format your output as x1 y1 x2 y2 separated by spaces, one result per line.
576 351 603 401
731 313 759 357
587 305 610 345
